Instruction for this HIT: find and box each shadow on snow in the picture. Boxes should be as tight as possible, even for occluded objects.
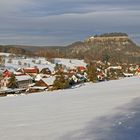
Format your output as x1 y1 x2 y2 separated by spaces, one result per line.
59 97 140 140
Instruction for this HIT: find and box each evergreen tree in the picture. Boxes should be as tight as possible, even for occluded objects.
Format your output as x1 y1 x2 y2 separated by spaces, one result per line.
54 63 63 72
7 74 18 89
86 63 97 82
53 71 69 90
0 56 5 66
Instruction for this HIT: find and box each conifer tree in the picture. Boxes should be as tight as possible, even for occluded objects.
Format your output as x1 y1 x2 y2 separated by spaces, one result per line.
0 56 5 66
7 74 18 89
86 63 97 82
53 71 69 90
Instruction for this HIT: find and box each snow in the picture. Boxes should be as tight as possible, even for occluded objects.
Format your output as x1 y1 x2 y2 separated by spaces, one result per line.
108 66 122 70
0 77 140 140
0 88 25 93
35 75 56 86
4 57 55 72
54 58 87 69
0 52 10 57
123 72 133 77
30 86 47 90
16 75 32 82
42 76 56 86
3 56 87 74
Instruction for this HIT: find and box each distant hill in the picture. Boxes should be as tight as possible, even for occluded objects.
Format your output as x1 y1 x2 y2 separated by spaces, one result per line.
0 45 28 55
63 33 140 63
0 33 140 64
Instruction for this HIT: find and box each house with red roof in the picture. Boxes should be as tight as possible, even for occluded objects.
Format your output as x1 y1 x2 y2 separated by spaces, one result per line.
76 66 86 72
3 69 13 77
17 67 39 76
1 73 33 89
135 68 140 76
28 76 56 92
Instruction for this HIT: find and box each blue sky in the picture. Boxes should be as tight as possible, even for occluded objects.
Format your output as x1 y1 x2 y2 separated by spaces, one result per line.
0 0 140 46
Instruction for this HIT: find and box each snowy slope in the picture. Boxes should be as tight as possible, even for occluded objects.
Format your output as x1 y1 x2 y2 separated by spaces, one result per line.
54 58 87 69
4 57 86 72
0 77 140 140
5 57 55 72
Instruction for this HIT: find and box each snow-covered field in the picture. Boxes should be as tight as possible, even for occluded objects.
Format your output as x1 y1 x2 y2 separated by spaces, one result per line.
54 58 87 69
0 77 140 140
3 56 87 72
4 57 55 72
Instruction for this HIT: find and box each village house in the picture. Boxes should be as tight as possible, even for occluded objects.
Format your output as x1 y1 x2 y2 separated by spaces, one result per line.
97 71 106 81
0 67 33 88
28 76 56 92
16 75 33 89
1 73 33 89
17 67 39 76
3 69 13 77
68 68 77 74
1 76 9 88
76 66 87 73
35 76 56 88
135 68 140 76
14 71 25 76
40 68 51 75
69 73 87 85
0 69 14 88
69 75 79 85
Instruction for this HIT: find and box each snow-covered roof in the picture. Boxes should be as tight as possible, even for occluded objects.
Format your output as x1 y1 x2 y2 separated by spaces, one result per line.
16 75 32 82
76 73 83 78
123 73 133 77
35 74 44 81
24 67 37 70
0 88 25 93
4 66 16 72
30 86 47 90
108 66 122 70
14 72 23 75
42 76 56 86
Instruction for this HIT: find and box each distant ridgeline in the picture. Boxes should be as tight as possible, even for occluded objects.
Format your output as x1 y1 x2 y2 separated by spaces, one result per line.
64 33 140 64
94 32 128 37
0 45 25 54
0 45 34 56
0 32 140 64
86 33 129 43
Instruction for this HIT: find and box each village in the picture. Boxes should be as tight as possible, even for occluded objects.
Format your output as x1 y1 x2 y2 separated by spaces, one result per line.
0 52 140 96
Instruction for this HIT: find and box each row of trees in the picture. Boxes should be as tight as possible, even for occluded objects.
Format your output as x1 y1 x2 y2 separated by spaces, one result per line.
94 32 128 37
